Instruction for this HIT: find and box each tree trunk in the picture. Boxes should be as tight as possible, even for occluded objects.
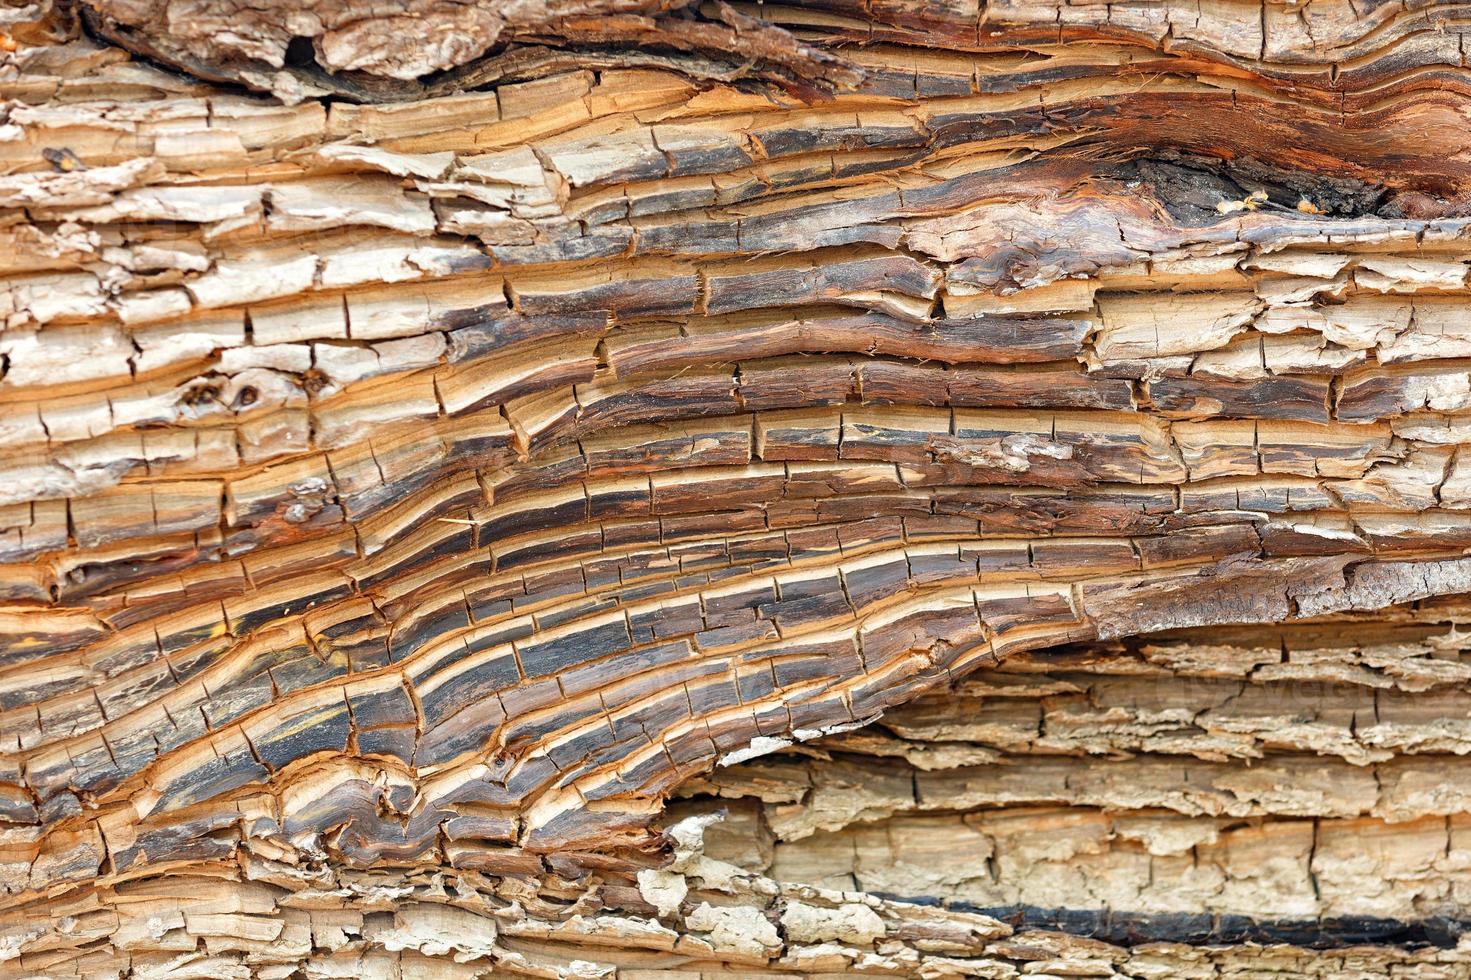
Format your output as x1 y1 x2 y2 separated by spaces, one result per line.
4 0 1471 975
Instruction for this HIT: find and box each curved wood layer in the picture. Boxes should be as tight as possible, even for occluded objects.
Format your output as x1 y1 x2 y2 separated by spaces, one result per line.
5 0 1471 975
688 601 1471 929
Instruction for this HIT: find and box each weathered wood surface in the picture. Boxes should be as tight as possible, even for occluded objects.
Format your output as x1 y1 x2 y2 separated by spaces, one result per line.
7 0 1471 975
687 605 1471 933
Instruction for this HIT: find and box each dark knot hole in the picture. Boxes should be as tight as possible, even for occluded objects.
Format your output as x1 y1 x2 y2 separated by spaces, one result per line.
284 35 318 69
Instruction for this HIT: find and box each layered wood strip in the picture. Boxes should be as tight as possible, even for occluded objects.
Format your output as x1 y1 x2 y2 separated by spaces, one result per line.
683 605 1471 931
7 0 1471 975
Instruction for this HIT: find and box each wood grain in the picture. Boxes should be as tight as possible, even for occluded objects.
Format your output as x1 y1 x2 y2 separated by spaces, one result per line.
5 0 1471 974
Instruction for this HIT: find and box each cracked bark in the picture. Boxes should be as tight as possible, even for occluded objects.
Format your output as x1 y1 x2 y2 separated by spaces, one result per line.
5 0 1471 976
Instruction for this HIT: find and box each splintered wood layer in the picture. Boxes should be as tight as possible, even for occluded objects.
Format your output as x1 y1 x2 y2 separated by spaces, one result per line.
8 622 1471 980
9 609 1471 978
8 832 1471 980
7 0 1471 976
10 0 1471 883
69 0 1471 105
679 606 1471 932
